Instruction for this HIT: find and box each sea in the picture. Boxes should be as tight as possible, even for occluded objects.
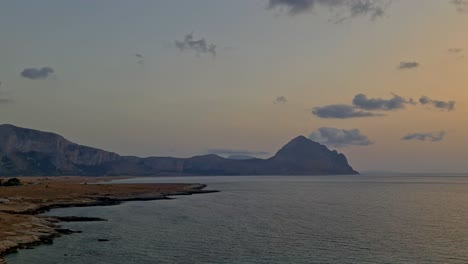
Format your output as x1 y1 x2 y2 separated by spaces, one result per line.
6 174 468 264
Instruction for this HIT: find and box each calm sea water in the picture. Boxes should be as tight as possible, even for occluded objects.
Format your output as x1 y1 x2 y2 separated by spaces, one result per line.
6 174 468 264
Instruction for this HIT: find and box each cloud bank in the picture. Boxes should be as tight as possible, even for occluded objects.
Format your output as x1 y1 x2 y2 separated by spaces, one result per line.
20 67 55 80
309 127 373 147
419 96 455 111
268 0 389 21
175 33 216 57
402 131 446 142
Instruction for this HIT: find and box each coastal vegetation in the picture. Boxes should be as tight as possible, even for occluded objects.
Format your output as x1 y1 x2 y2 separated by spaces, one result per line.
0 178 21 187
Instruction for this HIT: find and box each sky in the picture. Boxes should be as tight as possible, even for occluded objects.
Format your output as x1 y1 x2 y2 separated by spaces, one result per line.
0 0 467 173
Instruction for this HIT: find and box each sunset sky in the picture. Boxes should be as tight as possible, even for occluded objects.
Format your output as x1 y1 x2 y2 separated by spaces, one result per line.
0 0 467 172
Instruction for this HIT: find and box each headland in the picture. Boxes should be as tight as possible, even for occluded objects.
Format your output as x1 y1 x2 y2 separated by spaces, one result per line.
0 176 217 263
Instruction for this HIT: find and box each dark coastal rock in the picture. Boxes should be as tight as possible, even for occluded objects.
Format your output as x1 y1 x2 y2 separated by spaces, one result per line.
0 124 358 176
52 216 108 222
55 228 82 235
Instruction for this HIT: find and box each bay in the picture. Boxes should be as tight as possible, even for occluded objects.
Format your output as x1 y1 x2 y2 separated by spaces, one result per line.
6 174 468 264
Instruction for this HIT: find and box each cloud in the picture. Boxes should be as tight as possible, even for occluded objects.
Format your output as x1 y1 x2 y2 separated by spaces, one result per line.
274 96 287 104
398 61 419 70
419 96 455 111
312 104 380 119
175 33 216 57
0 82 13 104
134 53 144 65
402 131 446 142
268 0 390 21
352 93 413 111
448 48 464 60
312 93 454 119
20 67 55 80
451 0 468 12
448 48 464 53
309 127 373 147
207 149 269 156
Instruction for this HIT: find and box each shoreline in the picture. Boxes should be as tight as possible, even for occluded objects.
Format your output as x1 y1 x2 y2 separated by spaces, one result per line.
0 177 218 264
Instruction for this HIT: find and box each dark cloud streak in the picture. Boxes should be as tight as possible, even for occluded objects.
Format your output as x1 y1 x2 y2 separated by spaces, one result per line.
352 93 411 111
312 104 380 119
20 67 55 80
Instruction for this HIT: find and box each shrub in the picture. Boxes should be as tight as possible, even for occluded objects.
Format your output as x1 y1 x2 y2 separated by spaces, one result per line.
1 178 22 187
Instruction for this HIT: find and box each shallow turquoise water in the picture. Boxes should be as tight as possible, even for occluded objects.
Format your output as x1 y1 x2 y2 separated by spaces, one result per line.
6 175 468 263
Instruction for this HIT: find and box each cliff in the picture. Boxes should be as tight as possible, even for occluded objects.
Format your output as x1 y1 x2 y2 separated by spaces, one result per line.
0 125 358 176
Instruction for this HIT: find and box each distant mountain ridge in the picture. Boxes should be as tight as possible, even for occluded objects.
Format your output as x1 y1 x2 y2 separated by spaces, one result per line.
0 124 358 176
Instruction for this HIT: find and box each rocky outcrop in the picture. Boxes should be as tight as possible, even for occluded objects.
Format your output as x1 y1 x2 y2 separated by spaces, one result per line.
0 181 218 263
0 124 358 176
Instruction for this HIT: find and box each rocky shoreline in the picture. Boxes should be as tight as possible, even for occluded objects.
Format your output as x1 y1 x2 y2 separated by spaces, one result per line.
0 177 218 264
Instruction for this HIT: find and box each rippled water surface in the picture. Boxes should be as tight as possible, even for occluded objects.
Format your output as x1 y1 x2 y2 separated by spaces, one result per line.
6 175 468 264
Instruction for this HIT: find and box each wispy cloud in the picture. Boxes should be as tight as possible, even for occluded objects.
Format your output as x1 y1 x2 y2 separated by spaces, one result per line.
448 48 464 53
451 0 468 12
274 96 287 104
268 0 390 21
134 53 144 65
398 61 419 70
20 67 55 80
0 82 13 104
448 48 464 60
312 104 380 119
419 96 455 111
309 127 373 147
402 131 446 142
175 33 216 57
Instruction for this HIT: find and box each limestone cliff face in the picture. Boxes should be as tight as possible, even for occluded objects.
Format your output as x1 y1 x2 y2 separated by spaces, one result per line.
0 124 120 175
0 124 358 176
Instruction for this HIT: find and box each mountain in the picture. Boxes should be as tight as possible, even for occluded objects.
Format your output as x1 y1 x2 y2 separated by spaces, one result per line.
0 124 358 176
